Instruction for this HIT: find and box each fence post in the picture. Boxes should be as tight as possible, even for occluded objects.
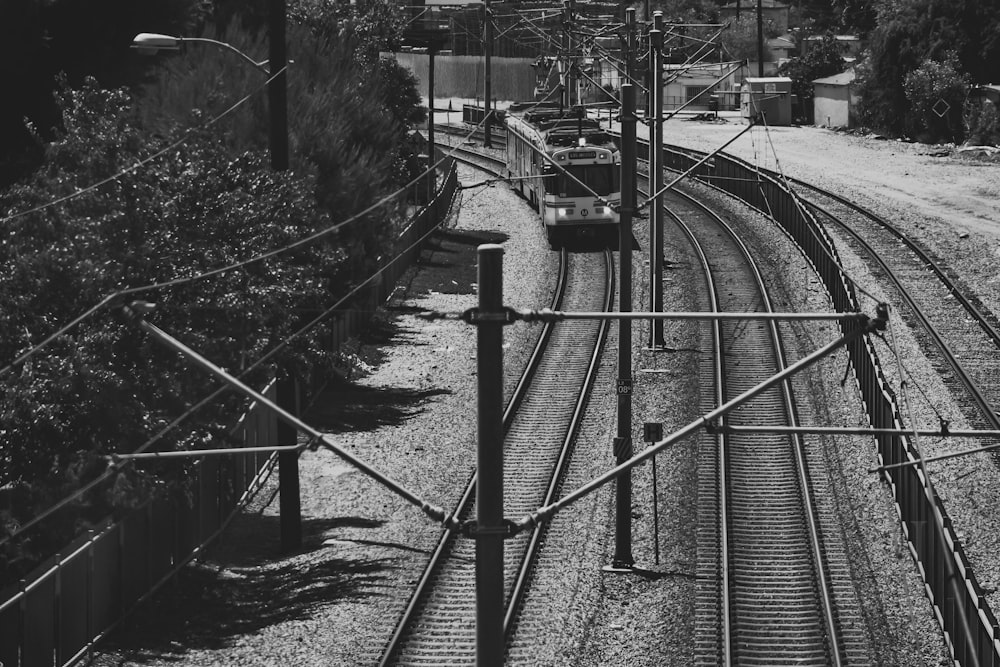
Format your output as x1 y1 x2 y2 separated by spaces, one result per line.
278 370 301 551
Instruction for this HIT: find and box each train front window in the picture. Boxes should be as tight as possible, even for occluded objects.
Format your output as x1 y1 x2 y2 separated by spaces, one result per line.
556 165 615 197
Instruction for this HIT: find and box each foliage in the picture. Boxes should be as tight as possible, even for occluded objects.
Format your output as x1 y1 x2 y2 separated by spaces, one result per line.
831 0 878 34
903 53 969 143
965 98 1000 146
719 16 765 63
0 0 428 578
857 0 1000 140
289 0 405 71
0 73 341 510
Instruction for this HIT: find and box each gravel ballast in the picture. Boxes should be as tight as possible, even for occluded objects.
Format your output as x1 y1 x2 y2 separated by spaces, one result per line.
89 115 1000 666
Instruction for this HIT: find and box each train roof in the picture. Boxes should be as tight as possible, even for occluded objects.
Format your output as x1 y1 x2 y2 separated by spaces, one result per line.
505 102 618 151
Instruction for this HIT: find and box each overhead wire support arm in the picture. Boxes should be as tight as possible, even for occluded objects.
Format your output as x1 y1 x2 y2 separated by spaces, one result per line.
122 302 461 531
511 305 888 532
639 120 755 212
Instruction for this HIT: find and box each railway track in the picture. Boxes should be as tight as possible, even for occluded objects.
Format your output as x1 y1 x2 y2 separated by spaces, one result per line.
380 153 615 665
444 124 877 663
785 181 1000 441
642 176 871 665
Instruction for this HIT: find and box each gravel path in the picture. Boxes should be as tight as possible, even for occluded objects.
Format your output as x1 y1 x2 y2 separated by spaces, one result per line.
88 115 1000 666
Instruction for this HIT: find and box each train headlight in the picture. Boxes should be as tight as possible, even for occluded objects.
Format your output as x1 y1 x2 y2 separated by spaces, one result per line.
557 208 574 218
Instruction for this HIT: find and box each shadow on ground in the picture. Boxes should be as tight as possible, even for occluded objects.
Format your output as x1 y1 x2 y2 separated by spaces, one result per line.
304 376 450 433
93 515 394 662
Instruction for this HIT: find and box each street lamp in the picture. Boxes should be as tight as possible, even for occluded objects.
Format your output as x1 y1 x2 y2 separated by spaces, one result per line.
131 33 270 73
131 24 289 172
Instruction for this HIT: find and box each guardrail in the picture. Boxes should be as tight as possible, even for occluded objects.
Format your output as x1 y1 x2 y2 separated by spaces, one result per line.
0 154 459 667
659 142 1000 667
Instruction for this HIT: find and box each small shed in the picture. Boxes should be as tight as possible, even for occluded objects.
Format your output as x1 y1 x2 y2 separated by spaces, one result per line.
740 77 793 126
813 69 857 128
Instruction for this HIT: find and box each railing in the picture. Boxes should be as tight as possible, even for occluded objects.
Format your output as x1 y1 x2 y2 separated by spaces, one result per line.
660 143 1000 667
0 155 459 667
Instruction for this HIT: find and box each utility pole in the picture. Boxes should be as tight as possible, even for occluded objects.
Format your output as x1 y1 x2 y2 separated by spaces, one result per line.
484 0 493 147
648 11 665 350
756 0 764 77
269 0 298 553
428 42 438 201
607 7 637 573
267 0 289 171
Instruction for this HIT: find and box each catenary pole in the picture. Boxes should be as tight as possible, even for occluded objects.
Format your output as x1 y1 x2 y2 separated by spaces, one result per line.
475 245 505 666
484 0 493 148
610 47 637 574
648 11 665 349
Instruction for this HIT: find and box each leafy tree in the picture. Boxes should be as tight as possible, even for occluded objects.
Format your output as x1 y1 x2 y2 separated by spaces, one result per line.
0 77 343 581
719 16 762 62
903 52 969 142
832 0 878 34
857 0 999 140
0 0 430 582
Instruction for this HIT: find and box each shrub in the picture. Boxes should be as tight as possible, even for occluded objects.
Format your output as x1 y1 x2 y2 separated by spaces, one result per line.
903 52 969 143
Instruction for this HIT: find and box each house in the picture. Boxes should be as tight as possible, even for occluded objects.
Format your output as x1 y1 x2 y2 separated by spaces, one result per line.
813 68 858 128
662 63 742 111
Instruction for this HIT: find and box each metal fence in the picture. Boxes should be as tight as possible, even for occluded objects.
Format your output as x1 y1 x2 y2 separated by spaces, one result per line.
660 142 1000 667
0 154 459 667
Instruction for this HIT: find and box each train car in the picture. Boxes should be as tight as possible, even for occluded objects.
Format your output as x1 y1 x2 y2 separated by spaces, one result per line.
503 102 621 249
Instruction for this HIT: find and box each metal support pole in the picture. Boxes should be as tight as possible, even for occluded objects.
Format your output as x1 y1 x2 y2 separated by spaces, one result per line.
475 244 505 666
648 12 665 349
756 0 764 77
609 83 636 572
484 0 493 148
428 44 437 202
268 0 289 171
277 370 301 551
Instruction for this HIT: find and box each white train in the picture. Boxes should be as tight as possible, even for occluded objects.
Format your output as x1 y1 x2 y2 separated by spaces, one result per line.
503 102 621 249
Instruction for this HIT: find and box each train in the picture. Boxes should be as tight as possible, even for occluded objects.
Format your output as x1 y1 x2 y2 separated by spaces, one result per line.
502 102 621 249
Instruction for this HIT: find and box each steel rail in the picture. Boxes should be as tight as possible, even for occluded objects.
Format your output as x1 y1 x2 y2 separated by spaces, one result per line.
801 192 1000 437
653 178 844 664
376 158 568 666
503 248 614 634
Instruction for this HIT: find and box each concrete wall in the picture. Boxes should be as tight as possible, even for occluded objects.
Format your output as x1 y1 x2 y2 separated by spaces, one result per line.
390 53 536 102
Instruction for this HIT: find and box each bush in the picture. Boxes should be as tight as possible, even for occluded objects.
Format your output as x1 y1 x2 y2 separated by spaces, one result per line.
0 78 341 582
903 52 969 143
965 99 1000 146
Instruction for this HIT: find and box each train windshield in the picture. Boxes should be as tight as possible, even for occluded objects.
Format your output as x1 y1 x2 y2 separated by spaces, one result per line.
553 165 617 197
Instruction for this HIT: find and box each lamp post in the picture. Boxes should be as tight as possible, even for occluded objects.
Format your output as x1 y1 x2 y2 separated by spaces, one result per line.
131 26 289 171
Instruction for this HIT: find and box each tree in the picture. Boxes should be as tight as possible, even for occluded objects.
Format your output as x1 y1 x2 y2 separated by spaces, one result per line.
903 52 969 142
857 0 999 140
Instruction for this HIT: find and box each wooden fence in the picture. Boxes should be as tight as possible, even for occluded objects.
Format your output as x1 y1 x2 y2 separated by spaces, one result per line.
0 153 458 667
